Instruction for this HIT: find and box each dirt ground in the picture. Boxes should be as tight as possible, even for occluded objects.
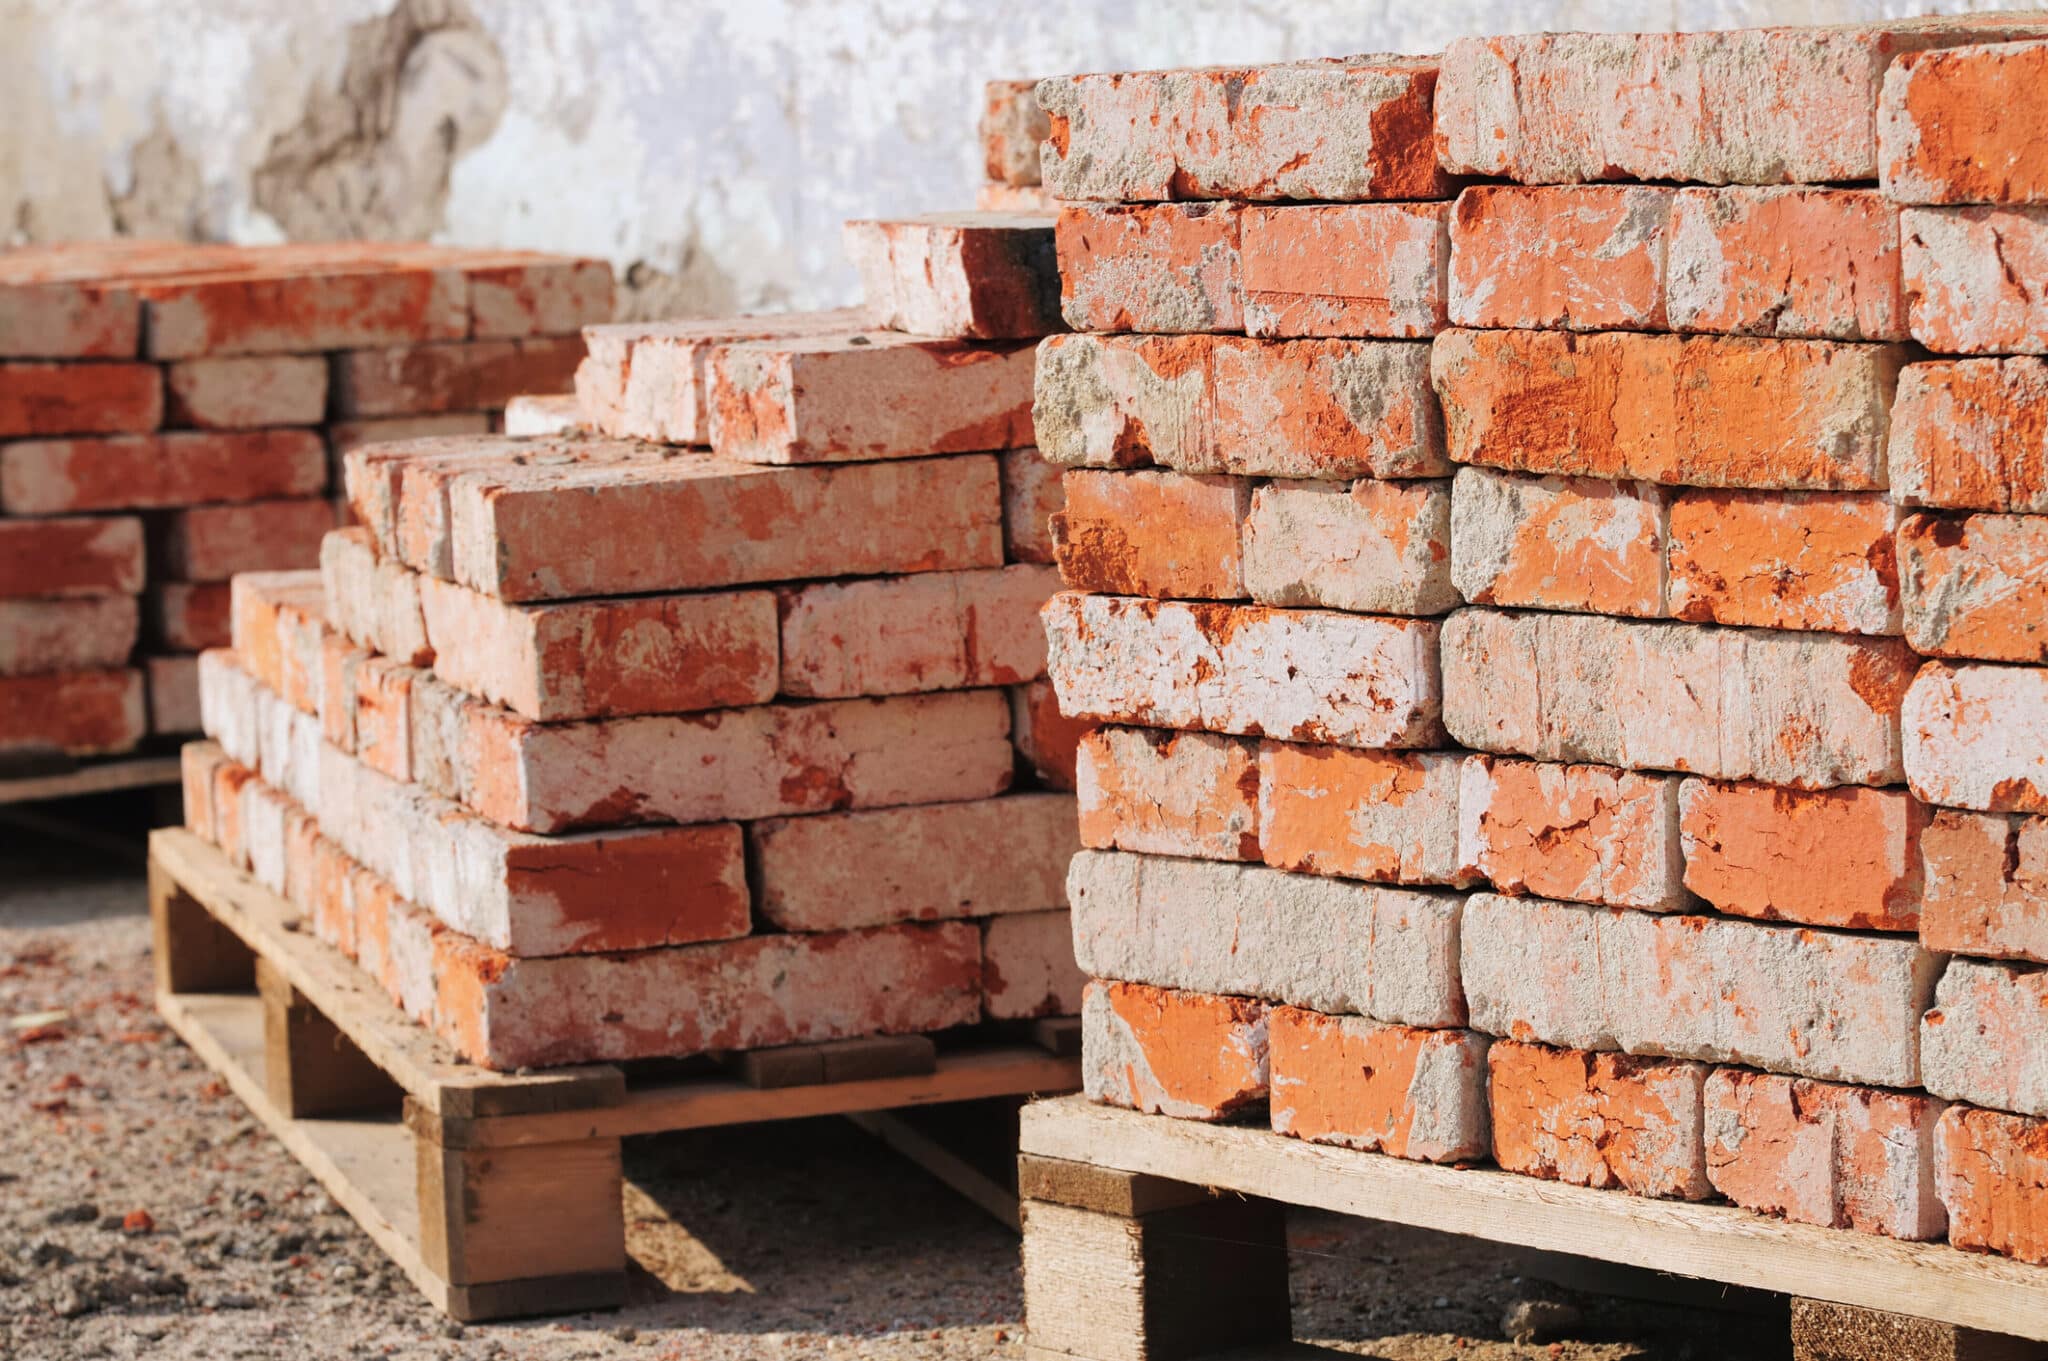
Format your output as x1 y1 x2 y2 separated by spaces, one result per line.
0 791 1793 1361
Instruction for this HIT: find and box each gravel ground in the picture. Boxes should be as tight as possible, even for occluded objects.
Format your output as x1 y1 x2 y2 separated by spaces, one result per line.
1 792 1791 1361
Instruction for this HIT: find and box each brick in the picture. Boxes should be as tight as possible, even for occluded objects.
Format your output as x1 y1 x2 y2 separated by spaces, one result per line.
156 498 336 583
0 596 138 676
1903 661 2048 813
1449 467 1669 618
0 361 161 439
1001 446 1062 565
318 631 371 752
1241 202 1449 340
1448 186 1670 332
196 648 261 769
1055 203 1242 333
227 570 325 703
1082 981 1268 1121
981 78 1048 186
462 256 613 339
1009 677 1095 791
1936 1105 2048 1264
138 268 467 360
778 564 1055 699
749 793 1077 931
982 908 1086 1021
1243 478 1456 616
320 526 430 667
411 683 1015 835
1666 491 1902 635
148 655 200 734
1268 1007 1491 1163
1899 511 2048 662
416 573 777 721
1904 206 2048 354
1704 1068 1946 1239
330 336 585 418
1441 608 1913 788
846 213 1061 340
1067 849 1465 1027
164 355 327 428
0 668 145 755
574 309 864 446
326 412 492 459
210 762 257 867
1045 593 1443 751
149 582 233 651
1666 188 1903 341
1460 892 1940 1088
1037 59 1447 203
1432 329 1902 491
708 331 1033 464
1459 757 1684 911
181 740 227 842
1489 1042 1712 1200
1921 809 2048 964
1075 727 1259 862
1889 359 2048 512
353 658 417 784
0 280 137 360
1260 744 1473 888
240 776 292 895
1922 958 2048 1117
1035 333 1445 480
1679 780 1923 932
1052 469 1247 599
0 429 326 514
0 511 144 597
1882 39 2048 205
977 183 1056 213
501 393 580 437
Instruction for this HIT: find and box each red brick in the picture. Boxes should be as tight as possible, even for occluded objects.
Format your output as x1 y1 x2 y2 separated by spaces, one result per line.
181 739 228 843
1055 203 1242 333
1679 780 1924 932
164 355 327 428
0 596 138 676
1009 677 1095 791
1904 206 2048 354
1921 958 2048 1117
1260 743 1472 888
147 654 200 734
1666 189 1903 341
137 267 468 360
0 429 326 514
0 362 161 437
0 668 145 755
1432 329 1902 491
1459 757 1683 911
1076 727 1259 862
228 569 324 700
1899 511 2048 662
319 526 430 668
156 498 336 583
1920 809 2048 964
1448 186 1670 332
1448 467 1669 618
1489 1042 1712 1200
330 336 586 418
777 564 1055 699
1268 1007 1490 1163
1082 981 1268 1121
1705 1068 1947 1239
149 582 233 651
318 630 371 753
1243 478 1456 616
1936 1105 2048 1264
461 256 613 339
1889 359 2048 512
1052 468 1247 599
1882 39 2048 206
1666 491 1902 635
1240 202 1450 339
845 213 1061 340
1903 661 2048 813
209 761 257 867
981 79 1048 187
982 909 1085 1020
0 280 138 360
1000 446 1062 565
353 658 417 784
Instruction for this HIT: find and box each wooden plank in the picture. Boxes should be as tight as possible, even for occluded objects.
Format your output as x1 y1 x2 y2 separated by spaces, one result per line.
257 957 403 1119
150 852 252 996
0 753 182 805
1019 1154 1214 1219
847 1107 1020 1230
732 1033 937 1089
1021 1097 2048 1344
1791 1299 2048 1361
414 1118 626 1288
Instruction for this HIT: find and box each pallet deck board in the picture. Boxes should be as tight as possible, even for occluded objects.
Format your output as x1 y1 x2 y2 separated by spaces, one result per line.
0 753 182 805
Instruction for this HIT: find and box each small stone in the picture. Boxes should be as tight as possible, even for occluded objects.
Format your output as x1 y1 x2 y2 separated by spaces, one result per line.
1502 1297 1581 1345
612 1326 639 1342
46 1203 98 1226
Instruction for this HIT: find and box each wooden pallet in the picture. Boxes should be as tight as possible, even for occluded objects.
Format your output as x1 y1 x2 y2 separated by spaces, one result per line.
147 827 1082 1321
0 752 182 805
1017 1096 2048 1361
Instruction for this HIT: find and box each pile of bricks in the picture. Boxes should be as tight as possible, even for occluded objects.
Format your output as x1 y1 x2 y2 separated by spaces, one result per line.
179 192 1088 1070
1042 17 2048 1268
0 240 609 760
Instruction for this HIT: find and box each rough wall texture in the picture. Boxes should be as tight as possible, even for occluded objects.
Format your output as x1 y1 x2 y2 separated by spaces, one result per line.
6 0 2044 319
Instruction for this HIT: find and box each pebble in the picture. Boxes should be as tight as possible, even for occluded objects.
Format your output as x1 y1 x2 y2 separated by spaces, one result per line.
1501 1297 1583 1345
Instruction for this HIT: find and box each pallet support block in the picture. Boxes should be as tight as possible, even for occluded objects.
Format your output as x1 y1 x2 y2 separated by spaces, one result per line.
257 957 401 1119
1791 1300 2048 1361
150 853 253 995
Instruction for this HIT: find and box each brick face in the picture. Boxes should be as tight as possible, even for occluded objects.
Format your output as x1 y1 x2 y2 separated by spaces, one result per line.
1882 39 2048 206
1076 727 1261 863
1677 780 1923 932
1052 468 1248 599
1898 511 2048 662
1241 202 1449 339
1489 1042 1712 1200
1268 1007 1491 1163
1082 981 1269 1121
1889 359 2048 513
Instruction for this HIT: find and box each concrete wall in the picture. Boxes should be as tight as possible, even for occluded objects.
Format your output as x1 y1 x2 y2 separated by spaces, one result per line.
6 0 2041 317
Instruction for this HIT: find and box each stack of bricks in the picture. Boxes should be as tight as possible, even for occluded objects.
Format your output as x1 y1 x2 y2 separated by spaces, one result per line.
1042 16 2048 1270
180 187 1087 1071
978 80 1055 213
0 240 608 759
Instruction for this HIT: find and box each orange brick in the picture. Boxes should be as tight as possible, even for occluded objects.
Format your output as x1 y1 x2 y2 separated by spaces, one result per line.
1679 780 1923 932
0 361 161 437
1076 727 1259 862
1902 661 2048 814
1449 467 1669 618
0 430 325 514
1268 1007 1490 1163
1489 1042 1712 1200
354 658 417 783
778 564 1055 699
0 668 145 756
1001 446 1062 566
1889 359 2048 512
1056 203 1242 333
0 516 144 599
1243 478 1456 616
1936 1105 2048 1264
1882 39 2048 206
1052 468 1247 599
1448 186 1670 332
1459 757 1684 911
156 498 336 583
1666 188 1903 341
1259 743 1472 888
227 571 325 700
181 740 227 843
1899 511 2048 662
1666 490 1902 635
1241 202 1449 339
1904 206 2048 354
1009 678 1096 792
1082 981 1269 1122
981 78 1048 187
1920 809 2048 964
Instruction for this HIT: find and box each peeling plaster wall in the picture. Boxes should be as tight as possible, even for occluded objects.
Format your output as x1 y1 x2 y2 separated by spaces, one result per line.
7 0 2045 318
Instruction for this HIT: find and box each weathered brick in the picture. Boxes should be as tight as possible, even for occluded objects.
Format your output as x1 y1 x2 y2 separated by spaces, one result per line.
0 429 326 514
460 255 613 339
1460 892 1940 1087
1889 358 2048 512
1268 1007 1491 1163
1459 757 1684 911
976 183 1057 213
1449 467 1670 618
1076 727 1260 862
138 267 467 360
149 582 232 651
156 498 336 583
0 279 137 360
981 78 1048 187
501 393 580 437
1920 809 2048 964
846 213 1061 340
1448 186 1670 332
1009 677 1095 791
1936 1105 2048 1264
319 526 431 668
0 596 138 676
1000 446 1062 566
1904 206 2048 354
1067 849 1465 1027
147 655 200 734
1432 329 1902 491
1882 39 2048 205
0 516 144 599
164 355 327 428
1903 661 2048 813
1705 1068 1946 1239
1045 593 1444 750
1490 1042 1712 1200
1680 780 1923 932
1052 468 1247 599
210 761 257 867
1666 490 1902 635
196 648 261 770
1037 59 1447 203
181 739 227 843
778 564 1054 699
1056 203 1242 334
1243 478 1456 615
1241 202 1450 339
326 412 492 459
318 630 371 753
331 336 586 418
1083 981 1268 1121
1260 744 1473 888
982 909 1085 1020
1666 188 1903 341
228 570 325 700
1899 511 2048 662
749 793 1077 931
0 361 161 437
0 668 145 755
1922 958 2048 1117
